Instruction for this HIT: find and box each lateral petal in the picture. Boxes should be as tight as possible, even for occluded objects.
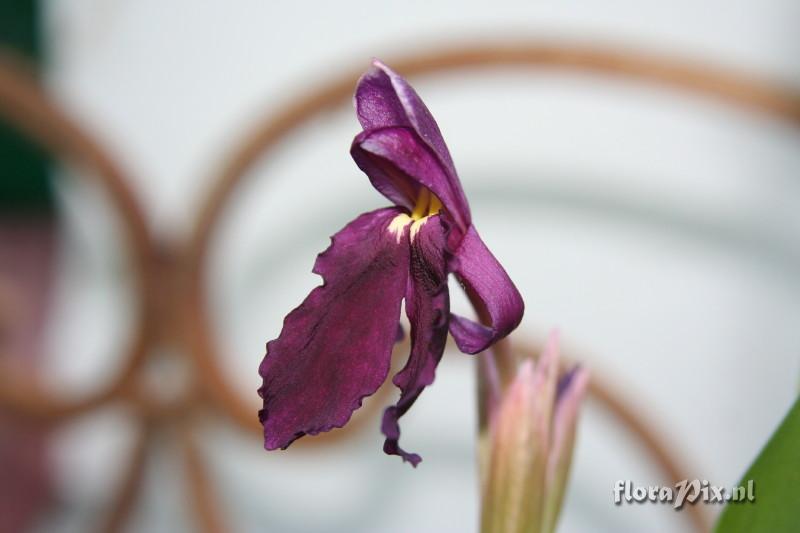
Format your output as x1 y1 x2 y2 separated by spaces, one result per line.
382 215 449 466
258 207 410 450
448 226 524 354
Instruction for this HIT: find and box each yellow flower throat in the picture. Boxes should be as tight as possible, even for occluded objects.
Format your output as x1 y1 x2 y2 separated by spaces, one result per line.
387 188 442 243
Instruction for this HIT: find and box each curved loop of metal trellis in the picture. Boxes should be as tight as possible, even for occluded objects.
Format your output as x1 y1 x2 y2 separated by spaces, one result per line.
0 51 154 421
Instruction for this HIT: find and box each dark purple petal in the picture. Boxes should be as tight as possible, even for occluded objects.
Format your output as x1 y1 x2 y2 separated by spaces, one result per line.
356 61 457 179
352 126 470 239
258 207 410 450
448 225 524 354
353 60 471 230
350 127 418 213
382 215 450 466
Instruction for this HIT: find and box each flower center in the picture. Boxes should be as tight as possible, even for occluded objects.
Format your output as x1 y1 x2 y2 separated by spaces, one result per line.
387 188 442 243
410 187 441 221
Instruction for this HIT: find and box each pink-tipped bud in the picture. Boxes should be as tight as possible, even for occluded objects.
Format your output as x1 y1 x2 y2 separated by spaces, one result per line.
480 331 589 533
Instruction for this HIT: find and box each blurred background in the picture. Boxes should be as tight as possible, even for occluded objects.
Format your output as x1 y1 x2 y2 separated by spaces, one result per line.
1 1 800 532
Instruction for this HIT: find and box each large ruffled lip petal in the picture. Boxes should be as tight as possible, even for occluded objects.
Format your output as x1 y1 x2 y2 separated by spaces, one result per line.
353 60 471 232
448 225 525 354
352 126 470 240
258 207 410 450
382 215 450 466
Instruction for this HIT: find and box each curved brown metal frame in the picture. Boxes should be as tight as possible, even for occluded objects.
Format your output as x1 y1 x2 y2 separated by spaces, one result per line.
2 42 799 533
0 52 154 420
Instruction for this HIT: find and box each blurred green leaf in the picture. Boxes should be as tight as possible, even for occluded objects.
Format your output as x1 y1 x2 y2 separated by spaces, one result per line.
714 396 800 533
1 0 53 213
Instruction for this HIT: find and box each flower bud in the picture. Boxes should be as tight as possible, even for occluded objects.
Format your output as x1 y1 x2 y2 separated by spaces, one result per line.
480 332 589 533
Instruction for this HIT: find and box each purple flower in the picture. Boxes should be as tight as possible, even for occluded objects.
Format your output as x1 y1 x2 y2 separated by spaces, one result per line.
257 60 525 466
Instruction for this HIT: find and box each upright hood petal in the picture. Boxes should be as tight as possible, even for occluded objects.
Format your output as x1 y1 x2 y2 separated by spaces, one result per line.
353 60 471 235
448 226 525 354
258 207 410 450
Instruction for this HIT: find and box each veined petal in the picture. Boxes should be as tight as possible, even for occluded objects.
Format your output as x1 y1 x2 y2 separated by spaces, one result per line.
258 207 410 450
448 226 524 354
354 59 471 232
352 127 470 238
355 59 455 165
382 215 449 466
356 61 463 186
